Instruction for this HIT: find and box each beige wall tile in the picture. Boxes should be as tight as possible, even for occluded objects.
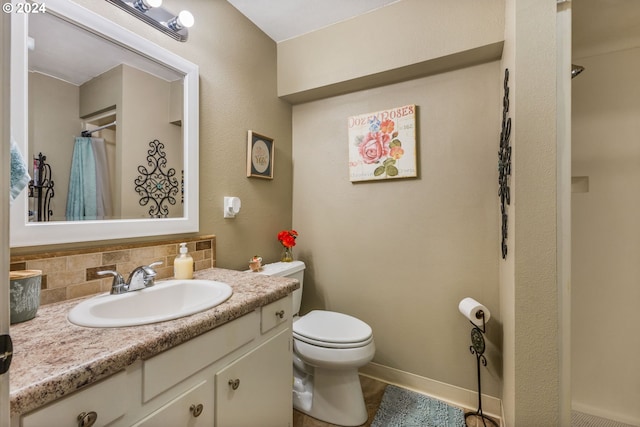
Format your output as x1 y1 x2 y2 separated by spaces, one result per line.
103 250 131 264
67 253 102 271
40 288 66 305
27 258 67 273
46 270 86 289
11 236 215 305
195 259 212 271
154 244 177 258
130 249 162 268
68 281 102 300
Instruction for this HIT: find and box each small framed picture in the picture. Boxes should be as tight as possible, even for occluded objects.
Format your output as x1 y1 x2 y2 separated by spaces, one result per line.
246 131 274 179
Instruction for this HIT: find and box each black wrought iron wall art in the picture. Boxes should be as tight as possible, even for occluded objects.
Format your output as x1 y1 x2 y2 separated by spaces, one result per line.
498 68 512 259
28 152 55 222
134 139 179 218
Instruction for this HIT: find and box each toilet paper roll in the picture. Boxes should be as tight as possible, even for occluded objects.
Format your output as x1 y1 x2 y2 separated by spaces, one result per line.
458 297 490 327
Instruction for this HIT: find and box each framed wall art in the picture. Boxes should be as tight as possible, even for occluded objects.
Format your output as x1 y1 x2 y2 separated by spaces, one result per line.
246 131 274 179
348 104 417 182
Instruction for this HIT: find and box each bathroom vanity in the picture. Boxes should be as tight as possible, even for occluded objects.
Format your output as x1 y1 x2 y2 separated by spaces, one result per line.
9 268 298 427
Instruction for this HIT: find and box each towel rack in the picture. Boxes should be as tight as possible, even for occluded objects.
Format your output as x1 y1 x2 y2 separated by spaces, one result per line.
28 152 55 222
81 120 116 137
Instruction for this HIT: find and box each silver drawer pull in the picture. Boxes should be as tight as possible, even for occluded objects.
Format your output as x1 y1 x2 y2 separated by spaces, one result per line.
190 403 204 417
77 411 97 427
275 310 285 319
228 378 240 390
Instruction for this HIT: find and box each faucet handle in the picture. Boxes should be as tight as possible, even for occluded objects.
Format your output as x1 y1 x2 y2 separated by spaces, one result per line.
97 270 127 294
142 261 163 287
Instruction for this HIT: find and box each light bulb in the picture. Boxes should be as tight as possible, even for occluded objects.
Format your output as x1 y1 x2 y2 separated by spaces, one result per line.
168 10 194 30
133 0 162 12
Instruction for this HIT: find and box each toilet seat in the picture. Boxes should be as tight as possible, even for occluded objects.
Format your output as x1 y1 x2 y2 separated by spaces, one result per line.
293 310 373 349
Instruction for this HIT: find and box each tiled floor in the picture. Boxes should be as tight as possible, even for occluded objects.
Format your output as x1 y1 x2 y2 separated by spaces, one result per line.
572 411 636 427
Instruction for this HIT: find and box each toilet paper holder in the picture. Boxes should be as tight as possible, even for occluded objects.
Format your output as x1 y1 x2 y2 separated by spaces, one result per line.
464 310 498 427
471 310 487 333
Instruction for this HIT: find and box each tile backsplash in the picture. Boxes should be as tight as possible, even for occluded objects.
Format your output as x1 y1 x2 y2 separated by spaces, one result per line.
10 235 215 305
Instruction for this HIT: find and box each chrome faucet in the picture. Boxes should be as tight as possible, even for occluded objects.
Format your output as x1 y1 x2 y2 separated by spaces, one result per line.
98 261 163 294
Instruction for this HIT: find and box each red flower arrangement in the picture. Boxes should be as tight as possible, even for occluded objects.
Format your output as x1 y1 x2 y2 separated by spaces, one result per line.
277 230 298 248
278 230 298 262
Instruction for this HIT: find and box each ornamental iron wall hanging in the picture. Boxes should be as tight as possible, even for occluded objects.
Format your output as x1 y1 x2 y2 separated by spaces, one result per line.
498 69 512 259
135 139 179 217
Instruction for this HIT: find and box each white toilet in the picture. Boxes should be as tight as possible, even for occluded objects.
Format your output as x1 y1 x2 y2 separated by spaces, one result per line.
258 261 375 426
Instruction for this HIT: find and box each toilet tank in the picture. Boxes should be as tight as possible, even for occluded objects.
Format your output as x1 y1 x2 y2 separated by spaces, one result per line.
258 261 305 315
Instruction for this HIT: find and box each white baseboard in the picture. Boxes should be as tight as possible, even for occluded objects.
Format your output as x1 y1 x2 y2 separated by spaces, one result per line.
360 362 503 423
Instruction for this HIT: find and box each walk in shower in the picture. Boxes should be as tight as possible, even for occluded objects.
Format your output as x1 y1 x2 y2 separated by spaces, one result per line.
571 1 640 425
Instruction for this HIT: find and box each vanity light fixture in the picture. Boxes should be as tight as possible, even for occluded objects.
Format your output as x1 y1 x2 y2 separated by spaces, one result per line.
167 10 195 31
105 0 194 42
132 0 162 12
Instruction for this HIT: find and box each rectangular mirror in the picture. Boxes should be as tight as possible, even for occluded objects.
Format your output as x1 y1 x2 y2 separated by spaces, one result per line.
10 0 199 247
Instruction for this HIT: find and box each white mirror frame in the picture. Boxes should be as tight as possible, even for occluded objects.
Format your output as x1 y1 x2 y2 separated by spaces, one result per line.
10 0 199 247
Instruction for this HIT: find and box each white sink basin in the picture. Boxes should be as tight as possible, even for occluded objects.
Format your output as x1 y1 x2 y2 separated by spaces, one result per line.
68 280 233 327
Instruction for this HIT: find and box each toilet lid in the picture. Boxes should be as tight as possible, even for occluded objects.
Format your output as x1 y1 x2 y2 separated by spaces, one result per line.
293 310 373 348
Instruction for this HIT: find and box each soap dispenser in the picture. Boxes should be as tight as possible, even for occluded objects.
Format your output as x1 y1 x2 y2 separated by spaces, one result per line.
174 243 194 279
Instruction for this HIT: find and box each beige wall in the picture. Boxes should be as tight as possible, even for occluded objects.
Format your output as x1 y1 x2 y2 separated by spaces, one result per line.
278 0 504 103
120 65 182 219
29 72 80 220
29 65 182 221
79 65 121 118
292 62 502 397
572 47 640 425
12 0 294 268
8 0 568 424
501 0 560 425
285 0 563 424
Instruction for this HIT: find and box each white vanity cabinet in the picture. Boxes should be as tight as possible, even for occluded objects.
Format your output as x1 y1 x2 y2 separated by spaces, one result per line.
215 298 293 427
20 372 128 427
14 295 293 427
131 380 213 427
215 329 292 427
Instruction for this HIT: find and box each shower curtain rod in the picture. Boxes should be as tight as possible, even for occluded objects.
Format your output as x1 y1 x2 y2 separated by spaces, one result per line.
81 120 116 137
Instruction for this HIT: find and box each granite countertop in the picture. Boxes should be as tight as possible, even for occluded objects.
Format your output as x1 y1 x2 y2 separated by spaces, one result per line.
9 267 299 416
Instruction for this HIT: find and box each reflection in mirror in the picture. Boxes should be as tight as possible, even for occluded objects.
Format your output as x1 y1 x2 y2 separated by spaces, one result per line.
28 11 184 221
10 0 199 247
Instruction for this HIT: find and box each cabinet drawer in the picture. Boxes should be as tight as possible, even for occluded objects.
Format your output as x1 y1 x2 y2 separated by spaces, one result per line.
22 371 127 427
132 380 213 427
261 295 291 334
143 310 259 401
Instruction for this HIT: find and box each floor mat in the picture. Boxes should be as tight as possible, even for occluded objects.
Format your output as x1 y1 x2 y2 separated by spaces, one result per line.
371 385 465 427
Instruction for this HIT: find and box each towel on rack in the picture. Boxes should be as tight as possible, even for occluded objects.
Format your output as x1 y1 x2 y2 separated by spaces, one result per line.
10 137 31 205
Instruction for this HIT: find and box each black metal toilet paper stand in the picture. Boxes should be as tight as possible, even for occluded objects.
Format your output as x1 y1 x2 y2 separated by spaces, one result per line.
464 310 498 427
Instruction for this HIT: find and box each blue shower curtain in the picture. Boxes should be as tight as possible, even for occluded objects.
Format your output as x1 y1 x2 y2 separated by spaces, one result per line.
66 137 97 221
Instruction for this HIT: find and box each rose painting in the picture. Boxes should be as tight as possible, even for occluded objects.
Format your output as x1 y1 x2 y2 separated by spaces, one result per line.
348 105 417 182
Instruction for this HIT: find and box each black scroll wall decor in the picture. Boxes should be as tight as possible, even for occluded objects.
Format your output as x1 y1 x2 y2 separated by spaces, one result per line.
498 69 512 259
134 139 179 218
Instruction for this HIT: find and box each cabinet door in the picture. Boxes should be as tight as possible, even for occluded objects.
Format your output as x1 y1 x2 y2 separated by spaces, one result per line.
216 329 292 427
133 380 213 427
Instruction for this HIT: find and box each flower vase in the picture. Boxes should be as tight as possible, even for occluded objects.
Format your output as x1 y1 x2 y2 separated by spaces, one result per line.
281 246 294 262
